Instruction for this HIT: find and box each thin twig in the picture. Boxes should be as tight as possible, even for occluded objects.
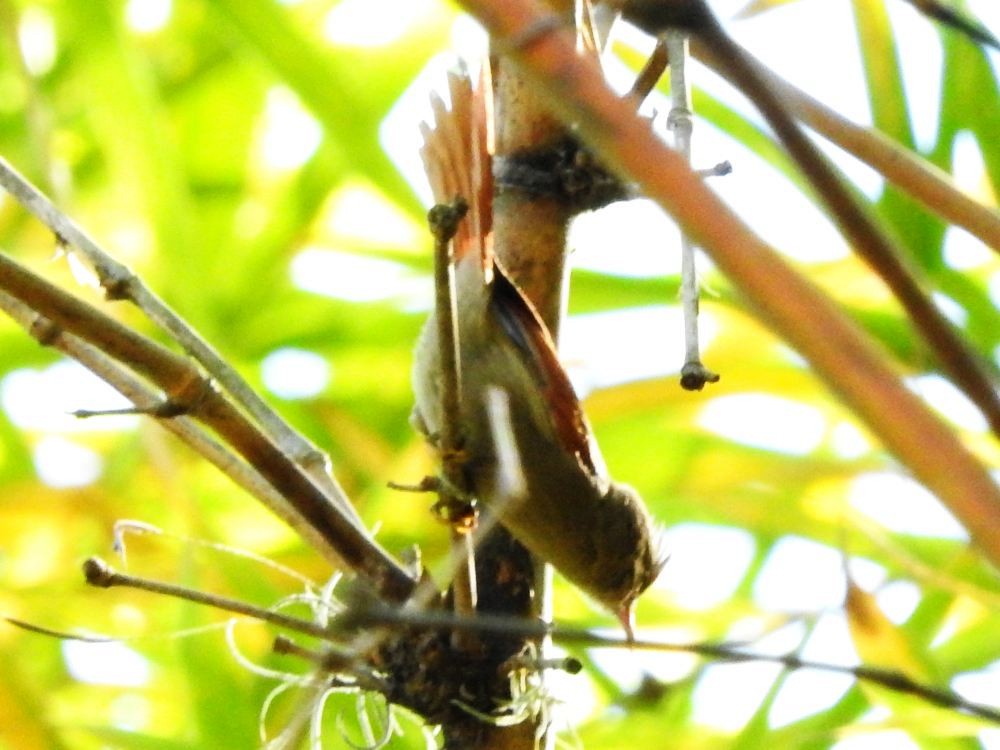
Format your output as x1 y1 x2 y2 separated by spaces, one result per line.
627 39 669 104
72 558 1000 725
0 155 358 522
83 557 334 640
666 29 719 391
428 199 471 481
428 198 481 651
272 635 390 694
0 251 416 601
4 617 114 643
345 604 1000 725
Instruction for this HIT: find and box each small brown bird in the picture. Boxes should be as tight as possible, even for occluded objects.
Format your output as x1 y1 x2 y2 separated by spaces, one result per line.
411 68 665 632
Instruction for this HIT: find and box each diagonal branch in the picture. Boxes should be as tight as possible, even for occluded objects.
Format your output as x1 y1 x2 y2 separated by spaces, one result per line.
690 38 1000 255
0 289 348 569
688 17 1000 441
0 251 416 602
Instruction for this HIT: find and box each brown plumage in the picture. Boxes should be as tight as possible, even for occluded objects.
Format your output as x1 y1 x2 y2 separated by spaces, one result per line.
411 66 664 630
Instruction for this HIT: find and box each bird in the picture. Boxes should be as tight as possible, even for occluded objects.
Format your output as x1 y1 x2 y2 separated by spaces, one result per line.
411 66 665 634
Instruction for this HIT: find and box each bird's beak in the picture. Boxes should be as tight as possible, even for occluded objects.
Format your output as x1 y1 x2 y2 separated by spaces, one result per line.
617 604 636 644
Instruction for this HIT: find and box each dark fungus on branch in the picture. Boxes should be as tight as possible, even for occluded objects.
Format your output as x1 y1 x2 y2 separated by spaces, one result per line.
494 136 632 213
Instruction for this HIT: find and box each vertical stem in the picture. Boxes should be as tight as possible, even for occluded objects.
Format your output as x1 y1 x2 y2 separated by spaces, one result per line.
479 2 577 746
492 0 576 338
666 31 719 391
428 201 480 651
668 33 696 361
429 202 466 464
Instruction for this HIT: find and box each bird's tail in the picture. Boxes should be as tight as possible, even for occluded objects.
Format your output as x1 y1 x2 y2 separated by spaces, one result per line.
419 63 494 274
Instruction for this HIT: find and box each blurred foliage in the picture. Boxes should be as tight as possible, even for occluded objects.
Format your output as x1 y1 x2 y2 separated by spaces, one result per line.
0 0 999 748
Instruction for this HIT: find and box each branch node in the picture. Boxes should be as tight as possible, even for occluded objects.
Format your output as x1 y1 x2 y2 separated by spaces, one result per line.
494 137 630 213
698 160 732 178
28 314 60 346
680 360 720 391
82 556 117 588
100 273 133 302
428 198 469 245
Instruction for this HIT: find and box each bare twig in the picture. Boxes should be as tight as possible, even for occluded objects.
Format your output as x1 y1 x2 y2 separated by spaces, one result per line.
0 155 358 522
0 251 416 601
666 30 719 391
4 617 114 643
457 0 1000 571
83 557 335 640
428 198 481 650
428 199 470 481
627 38 669 104
272 636 390 694
345 604 1000 725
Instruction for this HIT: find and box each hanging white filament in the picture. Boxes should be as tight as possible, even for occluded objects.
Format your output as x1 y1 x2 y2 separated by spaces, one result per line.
259 681 304 746
334 693 396 750
111 519 159 567
112 519 317 589
313 687 336 750
315 572 344 627
263 680 329 750
225 618 313 683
